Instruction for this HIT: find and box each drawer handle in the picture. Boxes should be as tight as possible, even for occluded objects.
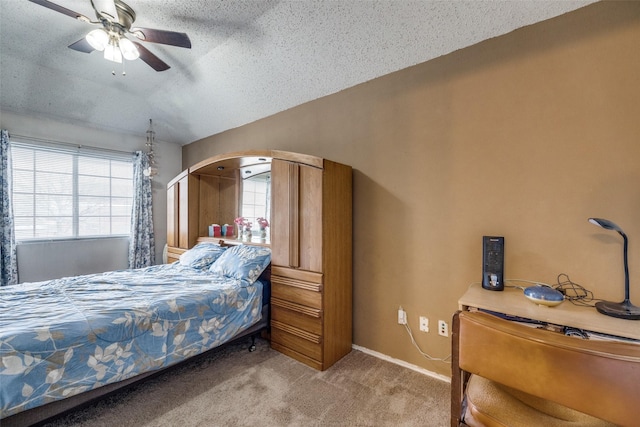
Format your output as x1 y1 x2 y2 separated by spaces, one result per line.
272 297 322 318
272 320 322 344
272 275 322 292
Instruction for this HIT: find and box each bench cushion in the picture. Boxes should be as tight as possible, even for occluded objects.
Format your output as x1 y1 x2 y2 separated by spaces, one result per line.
463 374 615 427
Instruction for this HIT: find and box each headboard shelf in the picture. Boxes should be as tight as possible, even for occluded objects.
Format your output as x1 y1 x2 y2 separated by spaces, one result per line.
196 236 270 247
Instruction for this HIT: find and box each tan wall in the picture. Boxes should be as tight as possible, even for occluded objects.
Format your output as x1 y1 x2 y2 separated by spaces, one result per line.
183 2 640 377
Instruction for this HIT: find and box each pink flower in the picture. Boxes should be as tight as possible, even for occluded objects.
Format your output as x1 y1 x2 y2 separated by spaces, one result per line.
234 217 246 226
257 217 269 228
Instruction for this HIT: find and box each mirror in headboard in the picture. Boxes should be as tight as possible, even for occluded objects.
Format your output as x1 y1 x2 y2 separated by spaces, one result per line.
240 169 271 239
186 151 272 245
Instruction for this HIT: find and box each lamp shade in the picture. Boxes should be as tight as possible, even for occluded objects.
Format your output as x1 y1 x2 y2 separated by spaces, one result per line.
85 29 108 51
103 41 122 63
588 218 623 233
119 37 140 61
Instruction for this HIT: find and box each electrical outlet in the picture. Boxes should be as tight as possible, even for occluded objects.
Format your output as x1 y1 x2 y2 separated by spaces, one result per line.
438 320 449 337
398 307 407 325
419 316 429 332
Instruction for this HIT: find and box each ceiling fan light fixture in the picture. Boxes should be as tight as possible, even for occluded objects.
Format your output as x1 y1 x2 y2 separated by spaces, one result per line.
103 38 122 63
31 0 191 72
86 28 108 51
119 37 139 61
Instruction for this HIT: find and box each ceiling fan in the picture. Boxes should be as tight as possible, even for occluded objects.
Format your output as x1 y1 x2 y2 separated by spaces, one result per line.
28 0 191 72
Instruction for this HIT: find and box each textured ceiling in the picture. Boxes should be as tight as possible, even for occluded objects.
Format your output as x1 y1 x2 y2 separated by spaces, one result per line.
0 0 596 146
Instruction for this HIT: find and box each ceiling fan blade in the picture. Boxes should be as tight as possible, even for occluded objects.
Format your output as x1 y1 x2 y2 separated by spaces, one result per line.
133 42 170 72
28 0 90 21
68 38 95 53
130 27 191 49
91 0 118 21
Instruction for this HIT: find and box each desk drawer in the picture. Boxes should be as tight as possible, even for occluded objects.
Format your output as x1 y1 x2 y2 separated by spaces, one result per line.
271 320 322 361
271 275 322 309
272 298 322 335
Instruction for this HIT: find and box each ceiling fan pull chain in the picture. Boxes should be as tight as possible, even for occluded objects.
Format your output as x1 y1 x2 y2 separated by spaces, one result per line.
109 60 126 76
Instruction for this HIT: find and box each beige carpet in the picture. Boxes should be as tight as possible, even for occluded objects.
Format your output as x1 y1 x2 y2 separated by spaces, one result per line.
42 338 450 427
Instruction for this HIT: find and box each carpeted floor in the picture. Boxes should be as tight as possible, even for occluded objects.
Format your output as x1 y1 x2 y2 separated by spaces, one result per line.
42 338 450 427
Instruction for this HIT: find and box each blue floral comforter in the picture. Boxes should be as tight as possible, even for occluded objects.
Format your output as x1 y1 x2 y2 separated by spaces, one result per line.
0 264 264 418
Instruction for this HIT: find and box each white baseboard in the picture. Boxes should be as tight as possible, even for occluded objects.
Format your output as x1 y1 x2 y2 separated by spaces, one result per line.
352 344 451 384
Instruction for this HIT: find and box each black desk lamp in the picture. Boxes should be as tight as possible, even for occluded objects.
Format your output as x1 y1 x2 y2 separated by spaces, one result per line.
588 218 640 320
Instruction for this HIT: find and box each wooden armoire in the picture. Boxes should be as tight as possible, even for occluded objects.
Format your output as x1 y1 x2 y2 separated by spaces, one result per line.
166 150 352 370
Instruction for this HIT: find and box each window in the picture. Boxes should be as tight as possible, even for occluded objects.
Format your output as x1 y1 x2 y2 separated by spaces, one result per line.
11 141 133 240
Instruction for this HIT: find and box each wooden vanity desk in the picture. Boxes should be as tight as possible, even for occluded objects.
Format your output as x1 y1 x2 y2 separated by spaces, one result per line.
459 283 640 341
453 283 640 427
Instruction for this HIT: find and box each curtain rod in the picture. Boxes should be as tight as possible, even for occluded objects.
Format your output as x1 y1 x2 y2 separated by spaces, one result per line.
9 133 134 156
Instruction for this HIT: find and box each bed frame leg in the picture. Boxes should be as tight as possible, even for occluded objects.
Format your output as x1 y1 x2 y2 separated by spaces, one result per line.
249 334 257 352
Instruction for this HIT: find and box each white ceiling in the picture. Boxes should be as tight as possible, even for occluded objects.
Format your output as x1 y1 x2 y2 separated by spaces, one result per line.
0 0 596 146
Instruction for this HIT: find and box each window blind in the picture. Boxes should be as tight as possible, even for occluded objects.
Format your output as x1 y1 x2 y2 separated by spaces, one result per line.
10 140 133 240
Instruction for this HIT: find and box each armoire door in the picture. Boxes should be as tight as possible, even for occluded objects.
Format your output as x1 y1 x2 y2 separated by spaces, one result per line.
166 180 178 248
167 171 200 250
271 159 323 272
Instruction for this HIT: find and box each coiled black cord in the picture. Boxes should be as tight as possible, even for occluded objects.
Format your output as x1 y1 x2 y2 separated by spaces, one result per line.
553 273 603 307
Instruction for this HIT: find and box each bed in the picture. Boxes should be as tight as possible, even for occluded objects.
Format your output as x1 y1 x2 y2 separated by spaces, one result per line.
0 242 271 426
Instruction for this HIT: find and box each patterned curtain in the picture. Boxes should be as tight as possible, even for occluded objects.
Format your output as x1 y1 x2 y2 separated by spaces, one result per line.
1 130 18 285
128 151 155 269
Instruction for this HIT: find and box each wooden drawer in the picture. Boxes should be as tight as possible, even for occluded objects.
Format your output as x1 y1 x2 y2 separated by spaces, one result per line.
272 298 322 335
271 266 323 284
270 342 323 370
166 246 186 264
271 275 322 309
271 320 322 361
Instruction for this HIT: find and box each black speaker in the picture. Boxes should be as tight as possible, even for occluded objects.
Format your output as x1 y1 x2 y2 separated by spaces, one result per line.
482 236 504 291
